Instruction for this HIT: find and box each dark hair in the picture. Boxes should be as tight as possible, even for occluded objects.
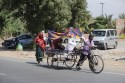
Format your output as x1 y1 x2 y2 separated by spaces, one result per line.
89 34 94 38
89 34 94 43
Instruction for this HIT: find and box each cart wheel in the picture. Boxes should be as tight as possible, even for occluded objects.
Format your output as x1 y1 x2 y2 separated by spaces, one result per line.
47 53 59 69
65 53 76 68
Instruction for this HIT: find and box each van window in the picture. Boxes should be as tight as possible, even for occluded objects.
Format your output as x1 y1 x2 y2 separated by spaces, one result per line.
107 31 110 36
110 30 114 36
93 31 106 36
113 30 117 36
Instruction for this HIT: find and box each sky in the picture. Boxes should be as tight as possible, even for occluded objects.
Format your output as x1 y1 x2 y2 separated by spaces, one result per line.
87 0 125 19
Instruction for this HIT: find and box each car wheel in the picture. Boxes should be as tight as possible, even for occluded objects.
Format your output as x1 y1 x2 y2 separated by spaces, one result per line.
113 42 117 49
104 43 108 50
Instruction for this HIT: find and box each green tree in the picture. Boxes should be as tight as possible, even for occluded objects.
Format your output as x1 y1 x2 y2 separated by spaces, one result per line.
0 0 90 35
119 13 125 24
119 13 125 19
68 0 90 28
93 15 114 30
0 0 26 38
0 10 26 38
41 0 71 32
0 0 72 33
105 14 114 28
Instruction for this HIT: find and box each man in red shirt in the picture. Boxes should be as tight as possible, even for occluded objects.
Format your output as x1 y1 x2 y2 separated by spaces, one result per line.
35 32 46 63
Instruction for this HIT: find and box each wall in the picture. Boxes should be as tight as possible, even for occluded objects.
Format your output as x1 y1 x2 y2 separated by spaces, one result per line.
116 19 125 36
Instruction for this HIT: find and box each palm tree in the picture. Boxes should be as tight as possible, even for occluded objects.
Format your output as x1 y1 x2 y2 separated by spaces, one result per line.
105 14 114 29
119 13 125 19
119 13 125 24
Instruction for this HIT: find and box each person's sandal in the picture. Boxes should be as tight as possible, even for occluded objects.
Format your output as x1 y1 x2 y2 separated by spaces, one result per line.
76 66 81 70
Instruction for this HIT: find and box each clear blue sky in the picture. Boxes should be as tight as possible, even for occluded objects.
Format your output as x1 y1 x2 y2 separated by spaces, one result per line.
87 0 125 19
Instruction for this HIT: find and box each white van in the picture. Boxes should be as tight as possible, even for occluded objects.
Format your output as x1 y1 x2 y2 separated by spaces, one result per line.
93 29 118 50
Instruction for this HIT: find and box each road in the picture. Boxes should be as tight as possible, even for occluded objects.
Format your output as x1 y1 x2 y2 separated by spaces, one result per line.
0 57 125 83
117 39 125 50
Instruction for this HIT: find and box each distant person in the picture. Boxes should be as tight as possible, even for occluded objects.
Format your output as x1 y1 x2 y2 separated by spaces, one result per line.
76 34 95 70
35 32 46 63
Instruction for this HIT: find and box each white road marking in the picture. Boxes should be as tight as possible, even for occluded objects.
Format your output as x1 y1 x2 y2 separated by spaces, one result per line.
0 73 7 76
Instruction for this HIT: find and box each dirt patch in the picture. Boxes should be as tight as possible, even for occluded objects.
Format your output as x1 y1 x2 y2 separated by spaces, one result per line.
0 44 36 60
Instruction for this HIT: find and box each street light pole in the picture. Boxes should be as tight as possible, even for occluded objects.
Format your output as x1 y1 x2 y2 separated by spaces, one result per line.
100 2 104 16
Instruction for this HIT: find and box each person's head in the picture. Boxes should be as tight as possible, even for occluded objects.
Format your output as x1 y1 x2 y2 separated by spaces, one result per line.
89 34 94 41
38 32 43 39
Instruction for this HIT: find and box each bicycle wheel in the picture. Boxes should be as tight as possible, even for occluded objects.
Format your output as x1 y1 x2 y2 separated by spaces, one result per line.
65 53 76 68
47 53 59 68
89 55 104 74
74 53 78 62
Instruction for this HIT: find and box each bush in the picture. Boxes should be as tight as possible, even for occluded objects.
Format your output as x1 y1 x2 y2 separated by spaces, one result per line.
118 34 125 39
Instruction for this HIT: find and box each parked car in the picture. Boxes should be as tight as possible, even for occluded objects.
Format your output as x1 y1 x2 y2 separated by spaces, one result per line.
93 29 118 50
2 34 34 49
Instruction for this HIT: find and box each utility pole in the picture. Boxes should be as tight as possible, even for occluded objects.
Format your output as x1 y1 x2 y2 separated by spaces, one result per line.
100 3 104 16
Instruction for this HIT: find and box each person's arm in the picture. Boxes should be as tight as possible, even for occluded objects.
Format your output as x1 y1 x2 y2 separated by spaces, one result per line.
42 40 46 52
91 40 95 47
82 35 85 40
35 37 39 45
87 41 94 50
84 39 94 48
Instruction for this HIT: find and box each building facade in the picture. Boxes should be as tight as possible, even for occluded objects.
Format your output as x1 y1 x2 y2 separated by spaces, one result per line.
116 19 125 35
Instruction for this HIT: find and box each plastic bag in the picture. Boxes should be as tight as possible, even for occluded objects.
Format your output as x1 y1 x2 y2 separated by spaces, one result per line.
65 39 76 51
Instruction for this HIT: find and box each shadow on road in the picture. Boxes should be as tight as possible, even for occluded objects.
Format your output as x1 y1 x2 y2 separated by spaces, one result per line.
26 62 92 74
26 62 72 70
72 68 92 73
26 62 50 69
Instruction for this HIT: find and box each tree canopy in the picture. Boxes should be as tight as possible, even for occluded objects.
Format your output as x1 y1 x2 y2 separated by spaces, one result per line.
1 0 117 38
88 15 115 31
0 0 90 36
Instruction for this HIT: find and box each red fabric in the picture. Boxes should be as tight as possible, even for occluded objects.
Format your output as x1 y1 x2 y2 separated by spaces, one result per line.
35 36 46 50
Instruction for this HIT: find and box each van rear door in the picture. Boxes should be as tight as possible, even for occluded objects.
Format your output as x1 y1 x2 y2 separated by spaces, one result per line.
106 30 112 47
109 30 116 46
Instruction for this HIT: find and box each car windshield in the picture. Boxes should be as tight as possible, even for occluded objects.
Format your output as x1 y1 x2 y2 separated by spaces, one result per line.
93 31 106 37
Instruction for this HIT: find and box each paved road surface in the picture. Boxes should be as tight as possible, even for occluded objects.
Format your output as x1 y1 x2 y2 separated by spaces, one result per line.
0 57 125 83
